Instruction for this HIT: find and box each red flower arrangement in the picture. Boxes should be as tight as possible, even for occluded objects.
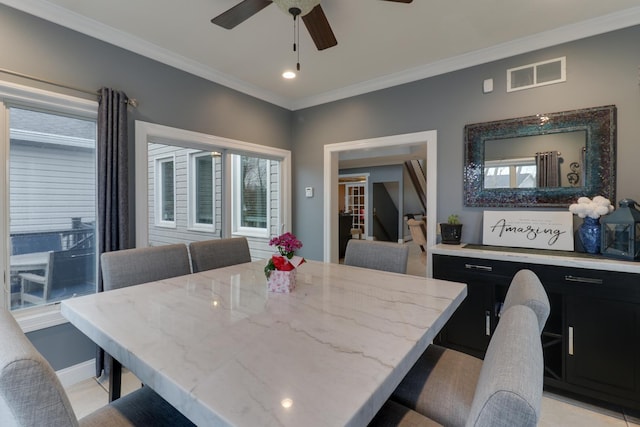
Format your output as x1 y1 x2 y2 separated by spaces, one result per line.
264 232 305 278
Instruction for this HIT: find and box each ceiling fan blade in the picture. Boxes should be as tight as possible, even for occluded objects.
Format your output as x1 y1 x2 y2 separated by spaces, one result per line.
381 0 413 3
211 0 272 29
302 5 337 51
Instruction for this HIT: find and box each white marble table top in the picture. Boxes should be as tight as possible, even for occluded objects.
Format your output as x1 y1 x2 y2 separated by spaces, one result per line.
62 260 466 427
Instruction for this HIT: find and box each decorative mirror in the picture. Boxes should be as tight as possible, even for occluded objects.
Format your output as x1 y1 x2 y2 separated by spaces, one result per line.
464 105 616 207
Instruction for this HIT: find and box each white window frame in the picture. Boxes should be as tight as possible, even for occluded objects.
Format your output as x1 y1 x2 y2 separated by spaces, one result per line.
0 80 98 331
154 155 176 228
231 154 271 238
188 150 216 232
484 157 537 189
135 121 291 248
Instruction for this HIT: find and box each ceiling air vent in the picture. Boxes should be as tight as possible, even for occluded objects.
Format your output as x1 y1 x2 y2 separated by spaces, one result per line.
507 57 566 92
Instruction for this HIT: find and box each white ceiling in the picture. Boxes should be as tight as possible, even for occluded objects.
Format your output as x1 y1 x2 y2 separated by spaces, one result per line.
4 0 640 110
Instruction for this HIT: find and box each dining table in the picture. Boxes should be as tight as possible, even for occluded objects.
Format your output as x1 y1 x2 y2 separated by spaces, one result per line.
61 260 466 427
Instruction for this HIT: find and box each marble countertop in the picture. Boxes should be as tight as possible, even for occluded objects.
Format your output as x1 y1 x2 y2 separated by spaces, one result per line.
430 243 640 274
62 260 466 427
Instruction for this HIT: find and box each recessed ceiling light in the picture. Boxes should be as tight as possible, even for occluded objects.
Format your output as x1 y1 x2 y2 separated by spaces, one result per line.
282 71 296 79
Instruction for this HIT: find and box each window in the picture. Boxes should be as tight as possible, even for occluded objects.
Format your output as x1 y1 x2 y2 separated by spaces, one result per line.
507 57 566 92
189 151 217 230
155 156 176 227
0 81 98 323
136 121 291 253
233 154 270 235
484 158 536 189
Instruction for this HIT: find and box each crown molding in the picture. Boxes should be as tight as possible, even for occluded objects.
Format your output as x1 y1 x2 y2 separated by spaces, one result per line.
292 6 640 110
3 1 640 111
0 0 293 109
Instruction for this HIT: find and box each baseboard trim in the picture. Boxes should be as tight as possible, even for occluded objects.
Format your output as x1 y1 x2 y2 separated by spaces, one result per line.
56 359 95 388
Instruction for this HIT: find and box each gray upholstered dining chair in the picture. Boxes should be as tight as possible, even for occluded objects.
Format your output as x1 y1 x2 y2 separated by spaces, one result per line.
188 237 252 273
101 244 191 291
501 269 550 334
0 309 194 427
100 244 192 394
383 269 549 426
371 304 544 427
343 239 409 274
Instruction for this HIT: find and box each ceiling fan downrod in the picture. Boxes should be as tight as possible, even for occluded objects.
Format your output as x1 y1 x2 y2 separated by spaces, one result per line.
289 7 302 71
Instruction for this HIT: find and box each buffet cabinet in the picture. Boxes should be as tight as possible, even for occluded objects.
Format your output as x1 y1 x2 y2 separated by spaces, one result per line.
432 248 640 411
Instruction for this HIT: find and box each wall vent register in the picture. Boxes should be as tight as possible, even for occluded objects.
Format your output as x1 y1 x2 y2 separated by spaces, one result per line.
507 57 566 92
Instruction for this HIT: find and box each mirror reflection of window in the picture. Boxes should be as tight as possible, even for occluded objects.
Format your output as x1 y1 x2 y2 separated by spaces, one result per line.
483 131 586 189
484 158 536 189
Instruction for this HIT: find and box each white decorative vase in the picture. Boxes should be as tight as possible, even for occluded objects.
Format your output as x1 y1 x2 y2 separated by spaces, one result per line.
267 270 296 293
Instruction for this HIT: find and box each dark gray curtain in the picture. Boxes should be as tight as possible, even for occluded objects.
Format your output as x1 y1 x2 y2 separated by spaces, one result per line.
536 151 560 187
96 87 130 377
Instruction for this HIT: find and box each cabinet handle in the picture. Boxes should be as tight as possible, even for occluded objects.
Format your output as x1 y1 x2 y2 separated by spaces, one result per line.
485 310 491 336
564 275 604 285
465 264 493 272
568 326 574 356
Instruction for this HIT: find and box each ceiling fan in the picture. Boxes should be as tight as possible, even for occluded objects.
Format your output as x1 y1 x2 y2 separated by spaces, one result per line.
211 0 413 51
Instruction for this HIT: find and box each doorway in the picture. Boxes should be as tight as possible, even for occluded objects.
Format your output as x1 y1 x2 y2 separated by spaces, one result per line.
323 130 437 277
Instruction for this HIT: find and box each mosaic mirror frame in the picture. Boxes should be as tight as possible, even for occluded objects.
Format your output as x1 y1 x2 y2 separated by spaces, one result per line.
464 105 616 208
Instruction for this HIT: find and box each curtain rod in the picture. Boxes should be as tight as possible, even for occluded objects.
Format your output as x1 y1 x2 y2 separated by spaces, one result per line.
0 67 138 107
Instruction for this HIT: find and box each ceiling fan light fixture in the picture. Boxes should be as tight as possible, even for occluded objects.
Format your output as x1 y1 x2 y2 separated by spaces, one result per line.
273 0 320 17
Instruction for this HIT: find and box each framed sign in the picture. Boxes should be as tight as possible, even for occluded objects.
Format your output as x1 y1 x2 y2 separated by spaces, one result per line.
482 211 574 251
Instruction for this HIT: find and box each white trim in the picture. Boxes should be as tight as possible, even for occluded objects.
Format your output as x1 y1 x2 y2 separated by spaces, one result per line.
324 130 437 277
135 121 291 246
289 7 640 109
231 155 271 238
15 303 68 333
5 1 640 110
0 79 97 331
0 80 97 117
339 173 370 237
0 98 8 310
154 155 177 228
56 359 96 388
187 151 217 232
0 0 290 109
485 157 536 167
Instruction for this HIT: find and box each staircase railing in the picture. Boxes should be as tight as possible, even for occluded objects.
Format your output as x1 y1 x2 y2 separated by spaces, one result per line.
405 160 426 212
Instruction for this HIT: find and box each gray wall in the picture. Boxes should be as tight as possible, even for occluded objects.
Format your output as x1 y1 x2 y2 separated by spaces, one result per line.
292 26 640 260
0 6 292 153
340 165 405 240
1 4 291 370
3 3 640 370
28 323 96 371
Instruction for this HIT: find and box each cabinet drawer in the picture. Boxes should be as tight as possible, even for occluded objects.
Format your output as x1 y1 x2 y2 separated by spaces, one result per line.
533 265 640 302
433 254 523 283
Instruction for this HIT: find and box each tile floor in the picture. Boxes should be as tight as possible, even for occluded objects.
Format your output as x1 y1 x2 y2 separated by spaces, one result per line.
64 372 640 426
65 245 640 425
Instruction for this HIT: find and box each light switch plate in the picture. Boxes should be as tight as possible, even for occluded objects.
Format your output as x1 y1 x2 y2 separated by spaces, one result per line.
305 187 313 198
